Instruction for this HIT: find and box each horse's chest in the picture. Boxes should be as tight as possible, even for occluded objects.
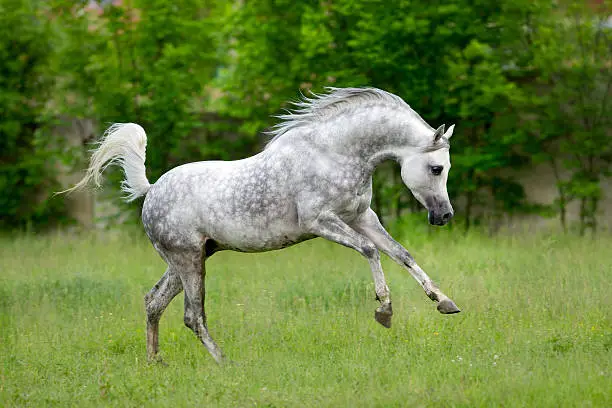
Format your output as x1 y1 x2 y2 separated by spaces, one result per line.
334 185 372 221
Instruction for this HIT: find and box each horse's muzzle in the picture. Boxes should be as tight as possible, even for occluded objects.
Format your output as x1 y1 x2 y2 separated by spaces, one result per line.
428 210 454 226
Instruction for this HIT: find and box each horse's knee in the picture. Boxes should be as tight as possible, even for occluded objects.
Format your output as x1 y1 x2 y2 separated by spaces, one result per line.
144 280 162 313
146 303 160 325
183 309 197 331
184 316 193 330
144 291 154 308
145 290 163 323
184 308 207 332
361 241 378 259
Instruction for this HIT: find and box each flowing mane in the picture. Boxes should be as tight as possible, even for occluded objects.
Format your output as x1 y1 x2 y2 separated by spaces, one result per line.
265 87 433 149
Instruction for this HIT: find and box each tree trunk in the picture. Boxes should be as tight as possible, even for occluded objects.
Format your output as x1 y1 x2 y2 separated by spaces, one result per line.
588 196 598 237
465 190 473 233
579 197 587 236
550 157 568 233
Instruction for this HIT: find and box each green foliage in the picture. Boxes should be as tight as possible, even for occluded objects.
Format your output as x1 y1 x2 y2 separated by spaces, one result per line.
0 0 609 231
217 0 543 228
511 1 611 234
49 0 237 182
0 0 67 229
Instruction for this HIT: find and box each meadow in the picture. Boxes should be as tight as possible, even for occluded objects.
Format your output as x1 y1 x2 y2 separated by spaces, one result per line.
1 223 610 407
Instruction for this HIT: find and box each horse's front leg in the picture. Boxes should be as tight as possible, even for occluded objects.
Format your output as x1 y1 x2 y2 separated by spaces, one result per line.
304 212 393 327
352 209 460 314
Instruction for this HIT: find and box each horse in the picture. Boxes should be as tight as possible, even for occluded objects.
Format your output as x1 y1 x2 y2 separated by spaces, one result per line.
63 87 460 364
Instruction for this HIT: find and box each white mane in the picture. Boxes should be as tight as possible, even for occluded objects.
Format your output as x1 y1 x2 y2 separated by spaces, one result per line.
265 87 433 149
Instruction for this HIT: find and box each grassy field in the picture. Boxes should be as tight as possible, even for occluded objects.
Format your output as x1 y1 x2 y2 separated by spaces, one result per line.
1 225 610 407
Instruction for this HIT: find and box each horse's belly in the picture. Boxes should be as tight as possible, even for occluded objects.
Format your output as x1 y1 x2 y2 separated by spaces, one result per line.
211 224 315 252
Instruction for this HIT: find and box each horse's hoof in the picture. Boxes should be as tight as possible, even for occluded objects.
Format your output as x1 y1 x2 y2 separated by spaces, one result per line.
221 359 240 368
375 306 393 328
147 355 168 367
437 299 461 314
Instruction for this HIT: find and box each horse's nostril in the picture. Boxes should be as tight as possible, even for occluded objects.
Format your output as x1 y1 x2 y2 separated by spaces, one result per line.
443 212 453 221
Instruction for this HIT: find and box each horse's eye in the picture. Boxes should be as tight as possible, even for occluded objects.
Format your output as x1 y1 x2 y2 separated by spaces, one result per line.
431 165 443 176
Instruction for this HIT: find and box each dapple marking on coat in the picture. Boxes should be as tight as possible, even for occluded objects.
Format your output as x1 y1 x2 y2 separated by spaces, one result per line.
63 87 460 364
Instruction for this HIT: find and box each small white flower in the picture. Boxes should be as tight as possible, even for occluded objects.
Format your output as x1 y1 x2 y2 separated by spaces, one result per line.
494 354 499 360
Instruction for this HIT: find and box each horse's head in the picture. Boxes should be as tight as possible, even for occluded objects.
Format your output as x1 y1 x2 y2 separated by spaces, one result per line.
400 124 454 226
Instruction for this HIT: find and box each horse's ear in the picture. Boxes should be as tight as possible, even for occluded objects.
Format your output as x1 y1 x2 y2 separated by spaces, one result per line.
434 124 445 143
443 124 455 140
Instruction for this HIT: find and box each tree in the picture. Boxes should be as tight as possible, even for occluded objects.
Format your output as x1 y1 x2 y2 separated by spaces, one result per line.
50 0 231 183
217 0 539 229
0 0 66 229
512 1 611 234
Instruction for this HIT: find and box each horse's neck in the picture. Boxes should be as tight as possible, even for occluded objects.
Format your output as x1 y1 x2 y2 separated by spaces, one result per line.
317 105 428 168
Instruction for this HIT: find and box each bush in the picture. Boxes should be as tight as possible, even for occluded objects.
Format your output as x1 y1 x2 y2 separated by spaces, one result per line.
0 0 67 229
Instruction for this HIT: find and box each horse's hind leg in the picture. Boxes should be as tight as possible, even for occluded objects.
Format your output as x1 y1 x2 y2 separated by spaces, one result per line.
173 248 225 364
145 267 183 362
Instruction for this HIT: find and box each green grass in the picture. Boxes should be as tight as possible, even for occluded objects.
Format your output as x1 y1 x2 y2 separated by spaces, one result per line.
1 227 610 407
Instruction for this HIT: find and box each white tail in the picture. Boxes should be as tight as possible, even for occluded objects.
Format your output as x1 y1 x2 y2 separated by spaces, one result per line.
59 123 151 202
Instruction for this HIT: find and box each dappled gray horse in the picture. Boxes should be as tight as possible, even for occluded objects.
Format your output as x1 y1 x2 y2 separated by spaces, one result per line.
65 88 460 364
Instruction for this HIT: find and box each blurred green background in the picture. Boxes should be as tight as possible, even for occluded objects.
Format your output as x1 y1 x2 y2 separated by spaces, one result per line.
0 0 610 234
1 3 611 406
